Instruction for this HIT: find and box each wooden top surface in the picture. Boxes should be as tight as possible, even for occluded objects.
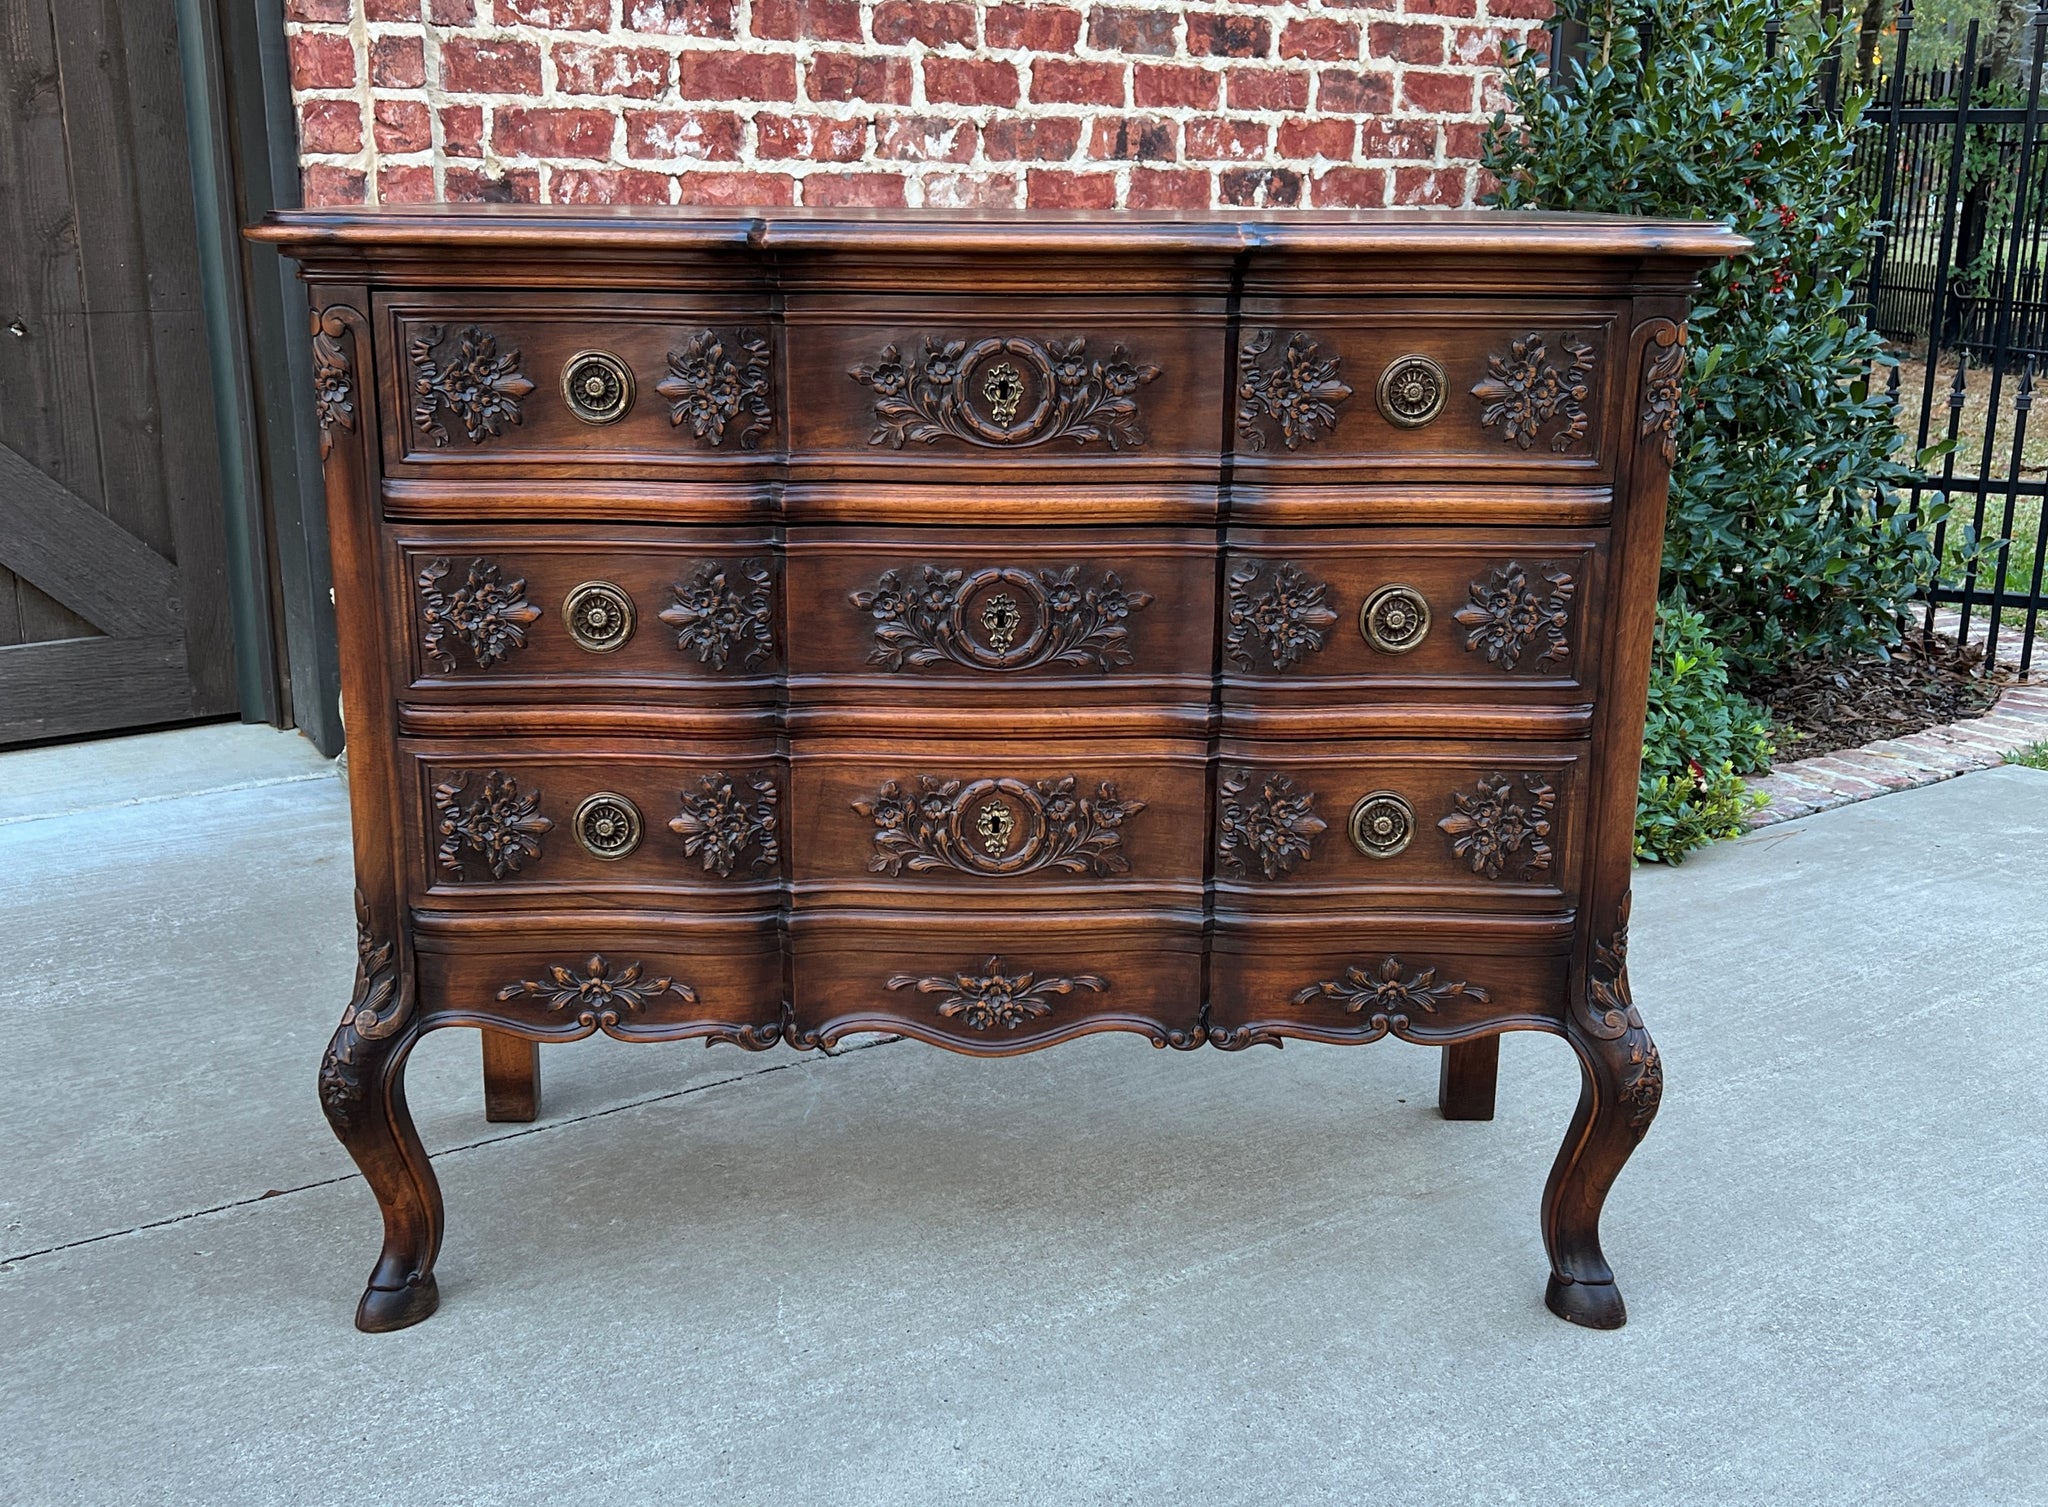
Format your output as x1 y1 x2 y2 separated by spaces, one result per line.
251 205 1748 262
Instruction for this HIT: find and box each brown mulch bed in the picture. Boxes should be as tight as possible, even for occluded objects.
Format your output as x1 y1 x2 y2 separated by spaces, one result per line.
1753 633 2013 762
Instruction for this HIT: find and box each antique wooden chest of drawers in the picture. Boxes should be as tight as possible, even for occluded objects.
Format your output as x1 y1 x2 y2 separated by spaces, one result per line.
253 207 1743 1333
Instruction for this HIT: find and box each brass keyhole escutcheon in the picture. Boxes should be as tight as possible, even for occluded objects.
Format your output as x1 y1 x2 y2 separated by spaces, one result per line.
1360 584 1431 654
563 581 636 653
1375 354 1447 429
981 592 1021 652
983 361 1025 426
573 792 644 861
1348 791 1415 859
976 800 1017 855
561 349 634 426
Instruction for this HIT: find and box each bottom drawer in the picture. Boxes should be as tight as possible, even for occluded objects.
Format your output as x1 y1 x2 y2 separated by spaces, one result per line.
1208 916 1571 1049
413 911 783 1046
790 911 1203 1055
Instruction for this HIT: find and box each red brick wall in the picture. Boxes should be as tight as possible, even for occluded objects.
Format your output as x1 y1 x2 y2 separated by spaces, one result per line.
284 1 1550 210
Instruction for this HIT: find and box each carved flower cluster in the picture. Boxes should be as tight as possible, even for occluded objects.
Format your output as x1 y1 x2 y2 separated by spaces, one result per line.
1224 560 1338 673
852 563 1151 673
434 769 553 880
1217 768 1326 879
1455 562 1574 673
409 324 535 447
850 334 1161 450
670 770 780 878
888 956 1106 1032
856 773 1145 877
497 955 696 1032
1292 957 1491 1035
1236 330 1353 451
416 557 542 672
1438 773 1555 880
656 328 773 449
659 558 775 670
1472 332 1595 452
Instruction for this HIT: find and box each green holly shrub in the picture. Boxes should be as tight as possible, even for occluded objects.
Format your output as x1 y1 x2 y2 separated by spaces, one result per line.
1483 0 1957 860
1635 604 1774 862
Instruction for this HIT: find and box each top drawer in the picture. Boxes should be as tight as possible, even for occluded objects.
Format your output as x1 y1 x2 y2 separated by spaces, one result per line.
1230 299 1626 490
376 292 779 478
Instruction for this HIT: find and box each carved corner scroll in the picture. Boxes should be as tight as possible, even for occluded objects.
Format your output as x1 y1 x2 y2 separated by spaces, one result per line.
1472 332 1595 452
1217 767 1325 880
311 309 355 460
1639 320 1686 466
850 564 1151 673
660 559 775 670
497 956 697 1036
416 557 542 672
408 324 535 447
1224 561 1337 673
1290 957 1491 1041
855 774 1145 877
849 335 1161 450
670 770 780 878
1454 561 1574 673
657 328 773 449
434 769 552 880
887 956 1107 1032
319 890 413 1127
1439 773 1555 880
1575 897 1662 1135
1236 329 1352 451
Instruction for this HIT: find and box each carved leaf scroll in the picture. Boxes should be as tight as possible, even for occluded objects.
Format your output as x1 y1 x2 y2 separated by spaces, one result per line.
319 890 411 1126
434 769 553 880
1236 329 1353 451
1472 332 1595 452
670 770 780 878
887 956 1106 1032
409 324 535 447
851 564 1151 673
855 774 1145 877
1576 897 1662 1134
850 334 1161 451
416 558 543 673
657 328 774 449
1290 957 1491 1040
1640 321 1686 465
311 310 354 460
497 956 697 1035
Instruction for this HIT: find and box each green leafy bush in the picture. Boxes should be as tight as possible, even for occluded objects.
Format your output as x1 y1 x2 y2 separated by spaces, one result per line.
1485 0 1951 679
1636 604 1773 863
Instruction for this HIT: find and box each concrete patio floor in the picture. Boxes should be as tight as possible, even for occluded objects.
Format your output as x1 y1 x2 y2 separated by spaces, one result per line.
2 723 2044 1506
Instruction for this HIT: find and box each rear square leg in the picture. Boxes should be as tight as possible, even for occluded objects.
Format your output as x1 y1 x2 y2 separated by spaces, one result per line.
1437 1035 1499 1121
482 1029 541 1123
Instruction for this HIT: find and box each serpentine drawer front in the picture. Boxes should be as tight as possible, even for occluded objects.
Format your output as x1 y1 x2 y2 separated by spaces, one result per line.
252 206 1743 1335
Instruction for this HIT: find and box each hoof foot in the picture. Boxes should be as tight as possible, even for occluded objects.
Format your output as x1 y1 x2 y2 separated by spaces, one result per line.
1545 1274 1626 1329
356 1275 439 1333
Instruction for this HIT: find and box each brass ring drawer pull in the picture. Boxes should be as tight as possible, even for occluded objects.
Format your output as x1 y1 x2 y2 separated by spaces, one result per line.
573 792 644 861
1349 791 1415 859
563 580 636 653
1360 584 1431 654
561 349 634 425
1375 354 1447 428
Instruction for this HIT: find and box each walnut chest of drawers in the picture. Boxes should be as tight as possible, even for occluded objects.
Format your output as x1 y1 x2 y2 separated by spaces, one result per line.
253 206 1742 1333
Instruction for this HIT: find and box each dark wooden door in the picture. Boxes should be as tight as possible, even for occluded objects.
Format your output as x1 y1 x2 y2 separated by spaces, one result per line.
0 0 238 744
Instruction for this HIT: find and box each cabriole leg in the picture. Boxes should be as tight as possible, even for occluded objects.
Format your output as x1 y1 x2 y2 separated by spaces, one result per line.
481 1029 541 1122
319 905 444 1333
1541 913 1661 1329
1437 1035 1499 1121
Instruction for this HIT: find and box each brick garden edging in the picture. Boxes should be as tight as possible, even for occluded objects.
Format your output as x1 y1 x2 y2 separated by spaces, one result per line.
1744 679 2048 828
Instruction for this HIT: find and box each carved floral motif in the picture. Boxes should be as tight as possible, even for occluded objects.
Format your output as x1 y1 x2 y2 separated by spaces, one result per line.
657 328 773 449
1641 321 1686 465
1224 561 1338 673
497 956 696 1033
408 324 535 446
310 310 354 459
319 890 412 1125
1454 562 1574 673
1236 329 1353 451
1291 957 1491 1038
855 774 1145 877
659 559 775 670
1438 773 1555 880
851 564 1151 673
670 770 780 877
1217 767 1326 880
887 956 1107 1032
1577 897 1662 1134
1471 332 1595 452
850 335 1161 450
415 558 543 672
434 770 553 880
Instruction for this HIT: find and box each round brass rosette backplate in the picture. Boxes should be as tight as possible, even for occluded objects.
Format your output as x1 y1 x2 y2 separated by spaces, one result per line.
1375 354 1447 429
1360 584 1431 654
1348 791 1416 859
573 792 644 861
562 580 636 654
561 349 635 426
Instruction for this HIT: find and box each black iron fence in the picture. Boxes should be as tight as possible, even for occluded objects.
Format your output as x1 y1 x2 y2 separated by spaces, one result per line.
1853 2 2048 671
